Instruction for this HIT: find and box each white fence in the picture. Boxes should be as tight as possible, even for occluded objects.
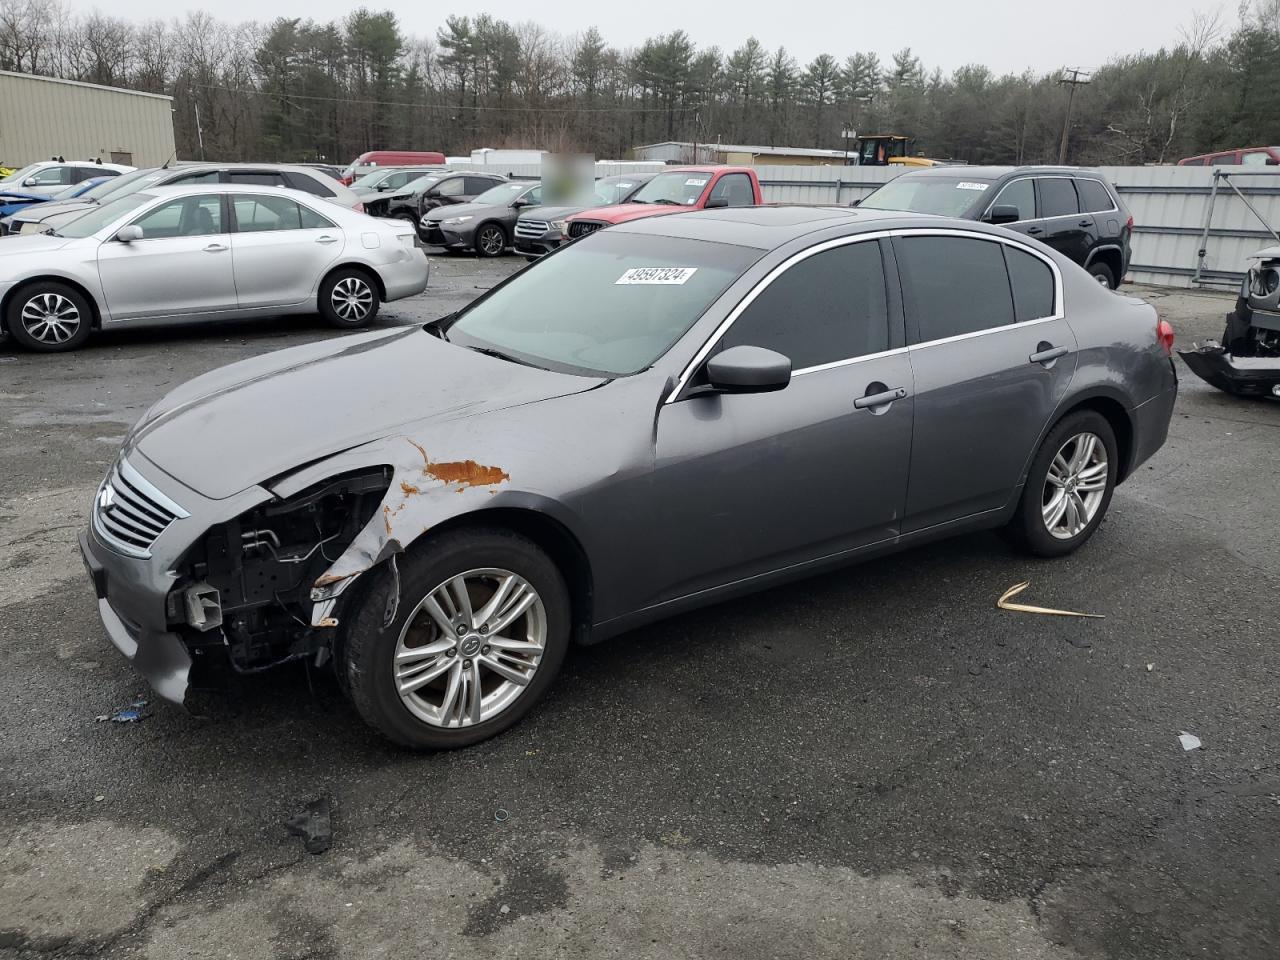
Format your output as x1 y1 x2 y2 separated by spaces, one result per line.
451 161 1280 289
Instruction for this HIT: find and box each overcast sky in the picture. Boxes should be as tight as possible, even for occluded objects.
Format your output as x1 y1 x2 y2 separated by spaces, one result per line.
65 0 1226 75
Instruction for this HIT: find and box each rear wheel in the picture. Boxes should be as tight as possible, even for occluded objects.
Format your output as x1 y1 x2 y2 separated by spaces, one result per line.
1007 410 1117 557
475 223 507 258
6 281 92 352
1087 261 1117 290
318 268 379 329
343 528 570 749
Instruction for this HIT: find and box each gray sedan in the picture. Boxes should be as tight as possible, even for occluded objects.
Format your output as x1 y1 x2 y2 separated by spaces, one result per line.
0 185 428 351
420 180 542 256
79 206 1177 748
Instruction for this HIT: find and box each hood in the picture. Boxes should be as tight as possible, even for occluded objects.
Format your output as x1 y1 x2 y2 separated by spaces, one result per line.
0 233 76 260
9 198 92 224
426 201 511 223
573 201 681 225
127 327 604 500
1249 245 1280 261
0 190 46 204
520 203 597 222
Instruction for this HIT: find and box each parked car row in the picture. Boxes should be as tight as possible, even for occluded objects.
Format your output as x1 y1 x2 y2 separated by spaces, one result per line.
0 158 134 197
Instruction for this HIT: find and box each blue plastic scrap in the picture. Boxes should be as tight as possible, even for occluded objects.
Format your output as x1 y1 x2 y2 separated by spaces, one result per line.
95 699 150 723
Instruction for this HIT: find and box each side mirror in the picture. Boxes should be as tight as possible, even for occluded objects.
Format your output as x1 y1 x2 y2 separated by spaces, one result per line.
512 197 530 208
704 196 729 209
22 177 38 187
850 198 862 207
115 224 143 242
376 182 391 191
986 204 1020 225
703 345 791 394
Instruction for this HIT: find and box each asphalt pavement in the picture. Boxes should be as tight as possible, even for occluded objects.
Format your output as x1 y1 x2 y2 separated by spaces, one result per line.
0 257 1277 959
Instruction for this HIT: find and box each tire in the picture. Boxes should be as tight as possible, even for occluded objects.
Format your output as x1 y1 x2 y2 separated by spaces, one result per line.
318 268 380 329
343 528 571 749
1087 260 1117 290
474 222 508 258
6 281 93 352
1007 410 1118 558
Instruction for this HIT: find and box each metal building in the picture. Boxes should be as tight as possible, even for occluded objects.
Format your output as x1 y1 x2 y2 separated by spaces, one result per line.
0 71 176 169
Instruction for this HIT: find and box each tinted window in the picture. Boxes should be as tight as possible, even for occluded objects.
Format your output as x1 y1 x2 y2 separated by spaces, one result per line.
284 172 335 197
447 232 760 377
1211 153 1240 166
989 178 1034 221
1004 246 1055 321
464 177 496 194
1075 179 1115 214
227 171 286 187
709 173 755 207
720 241 889 368
1037 178 1079 218
895 236 1014 342
169 171 220 185
132 195 223 238
232 194 331 232
434 177 466 197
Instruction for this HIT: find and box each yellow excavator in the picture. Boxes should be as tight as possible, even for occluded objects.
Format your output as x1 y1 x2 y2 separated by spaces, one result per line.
855 135 944 167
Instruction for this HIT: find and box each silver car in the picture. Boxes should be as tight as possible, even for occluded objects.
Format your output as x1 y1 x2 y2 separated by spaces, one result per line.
0 185 428 351
78 206 1177 749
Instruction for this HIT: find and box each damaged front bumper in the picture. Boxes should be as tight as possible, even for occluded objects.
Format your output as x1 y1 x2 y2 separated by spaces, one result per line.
1179 343 1280 397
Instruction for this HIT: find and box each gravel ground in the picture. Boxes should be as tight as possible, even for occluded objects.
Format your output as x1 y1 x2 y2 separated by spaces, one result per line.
0 256 1277 960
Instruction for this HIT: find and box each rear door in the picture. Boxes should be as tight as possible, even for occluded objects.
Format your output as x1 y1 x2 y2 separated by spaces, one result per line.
96 194 237 319
1035 177 1092 266
893 232 1076 531
652 237 914 600
228 194 343 308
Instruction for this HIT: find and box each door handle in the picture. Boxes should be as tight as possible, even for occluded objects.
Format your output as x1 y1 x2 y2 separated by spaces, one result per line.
315 235 338 244
853 386 908 410
1026 226 1043 235
1029 345 1069 365
202 243 227 252
1078 220 1094 228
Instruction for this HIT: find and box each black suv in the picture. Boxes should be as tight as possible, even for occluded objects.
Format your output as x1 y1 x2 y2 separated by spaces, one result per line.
858 166 1132 289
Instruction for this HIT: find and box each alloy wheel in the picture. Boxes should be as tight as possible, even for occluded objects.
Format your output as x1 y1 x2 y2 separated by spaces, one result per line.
394 568 546 728
478 226 504 256
331 276 373 321
1042 432 1108 540
21 293 81 345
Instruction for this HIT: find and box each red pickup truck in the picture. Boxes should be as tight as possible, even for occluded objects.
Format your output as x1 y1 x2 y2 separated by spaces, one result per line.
563 166 762 239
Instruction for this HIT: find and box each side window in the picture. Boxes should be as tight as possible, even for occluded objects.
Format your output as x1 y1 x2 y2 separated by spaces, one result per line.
232 194 308 232
895 235 1014 342
132 195 223 239
283 172 335 197
1241 150 1274 167
1210 152 1239 167
990 178 1034 221
298 204 335 229
1037 178 1079 218
435 177 466 197
169 171 220 185
1004 246 1056 321
709 173 755 207
1075 179 1115 214
227 171 287 187
719 241 890 369
30 166 71 186
463 177 494 195
523 185 542 205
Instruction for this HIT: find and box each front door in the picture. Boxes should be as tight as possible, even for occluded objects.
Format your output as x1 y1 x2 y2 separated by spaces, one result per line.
650 238 914 605
96 194 237 320
228 194 343 308
892 233 1077 531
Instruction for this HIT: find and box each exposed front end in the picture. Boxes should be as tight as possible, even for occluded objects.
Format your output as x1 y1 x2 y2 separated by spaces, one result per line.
1179 259 1280 398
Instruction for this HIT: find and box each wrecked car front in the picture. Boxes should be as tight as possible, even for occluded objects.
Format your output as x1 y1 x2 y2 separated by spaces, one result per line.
78 325 615 705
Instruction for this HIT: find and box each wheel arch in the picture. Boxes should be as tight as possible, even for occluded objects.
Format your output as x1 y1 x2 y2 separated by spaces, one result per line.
473 219 510 252
321 262 386 303
1 274 104 333
1048 389 1137 483
1084 245 1124 284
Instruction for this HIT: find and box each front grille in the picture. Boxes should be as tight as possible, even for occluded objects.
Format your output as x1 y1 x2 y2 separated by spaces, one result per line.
421 224 445 244
567 220 604 239
93 457 189 559
514 219 549 240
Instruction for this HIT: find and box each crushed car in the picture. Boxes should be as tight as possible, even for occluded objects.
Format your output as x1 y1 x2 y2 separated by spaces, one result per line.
1180 245 1280 398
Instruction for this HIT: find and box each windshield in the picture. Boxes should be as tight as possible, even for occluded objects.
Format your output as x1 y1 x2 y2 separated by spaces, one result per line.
352 170 395 188
859 177 993 217
405 175 441 193
1 163 44 184
595 177 643 205
628 171 712 206
52 181 95 200
75 168 164 205
445 232 762 376
55 193 153 238
473 182 529 205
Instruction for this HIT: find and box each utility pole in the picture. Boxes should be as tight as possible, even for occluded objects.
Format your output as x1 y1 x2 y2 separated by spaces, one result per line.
192 94 206 161
1057 68 1090 165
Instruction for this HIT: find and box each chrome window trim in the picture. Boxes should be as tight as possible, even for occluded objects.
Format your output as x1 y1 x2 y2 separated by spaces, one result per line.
982 175 1119 223
665 227 1064 404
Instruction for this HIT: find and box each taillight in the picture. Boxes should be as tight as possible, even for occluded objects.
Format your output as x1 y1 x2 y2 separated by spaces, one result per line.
1126 214 1134 231
354 202 365 214
1157 318 1175 356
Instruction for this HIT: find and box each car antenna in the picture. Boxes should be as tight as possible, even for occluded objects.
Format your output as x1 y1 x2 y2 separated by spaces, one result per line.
161 149 177 169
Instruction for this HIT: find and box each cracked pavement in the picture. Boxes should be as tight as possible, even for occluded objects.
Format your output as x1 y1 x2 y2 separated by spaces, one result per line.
1 260 1277 959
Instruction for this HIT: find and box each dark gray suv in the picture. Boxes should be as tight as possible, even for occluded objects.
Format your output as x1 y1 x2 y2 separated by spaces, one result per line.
859 166 1133 289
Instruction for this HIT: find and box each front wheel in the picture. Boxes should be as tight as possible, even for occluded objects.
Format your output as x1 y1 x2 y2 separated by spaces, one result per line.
342 528 571 749
474 223 507 258
1007 410 1118 557
318 269 379 329
6 281 93 352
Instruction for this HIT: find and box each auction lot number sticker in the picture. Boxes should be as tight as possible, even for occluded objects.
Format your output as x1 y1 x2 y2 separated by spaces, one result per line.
615 267 699 285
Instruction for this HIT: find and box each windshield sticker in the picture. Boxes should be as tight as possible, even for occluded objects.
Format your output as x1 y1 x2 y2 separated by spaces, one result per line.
615 267 699 285
684 178 709 186
956 181 990 191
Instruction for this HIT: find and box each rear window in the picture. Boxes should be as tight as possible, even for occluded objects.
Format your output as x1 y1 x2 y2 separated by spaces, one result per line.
1075 179 1115 214
284 171 336 197
859 177 992 217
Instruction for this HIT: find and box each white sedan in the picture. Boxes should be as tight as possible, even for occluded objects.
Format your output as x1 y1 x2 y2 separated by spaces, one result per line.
0 185 429 352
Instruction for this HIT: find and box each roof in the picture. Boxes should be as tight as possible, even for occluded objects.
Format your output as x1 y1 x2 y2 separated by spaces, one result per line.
899 165 1104 179
614 205 884 247
0 69 173 102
